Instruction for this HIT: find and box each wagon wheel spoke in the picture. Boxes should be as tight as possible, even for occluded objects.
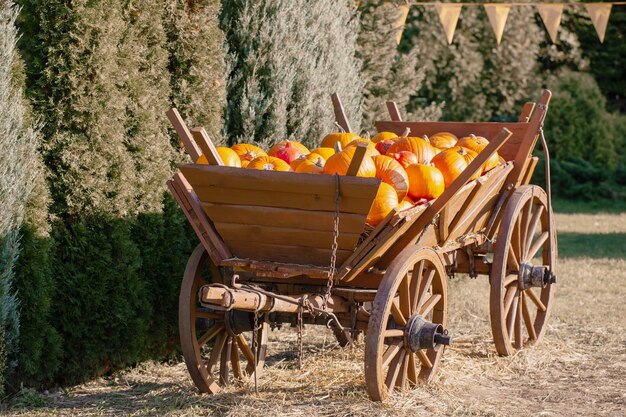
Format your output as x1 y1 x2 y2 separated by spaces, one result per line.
390 301 408 327
410 260 425 314
230 337 242 379
514 295 523 349
197 323 224 347
219 337 232 386
526 288 547 312
207 332 227 374
527 231 549 261
395 353 409 389
416 350 433 368
507 245 520 272
407 353 418 386
525 205 544 257
503 286 518 317
398 273 412 318
506 294 519 341
384 329 405 338
382 341 403 369
195 310 222 320
418 294 442 317
521 292 537 340
384 350 406 394
416 268 435 312
503 274 518 288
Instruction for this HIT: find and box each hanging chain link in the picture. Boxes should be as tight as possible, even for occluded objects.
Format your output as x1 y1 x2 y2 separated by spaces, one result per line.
323 174 341 309
296 297 304 369
252 311 259 393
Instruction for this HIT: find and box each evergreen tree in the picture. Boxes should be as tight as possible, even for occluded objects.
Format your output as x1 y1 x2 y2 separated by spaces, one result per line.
0 0 48 392
164 0 227 141
221 0 362 149
357 1 441 131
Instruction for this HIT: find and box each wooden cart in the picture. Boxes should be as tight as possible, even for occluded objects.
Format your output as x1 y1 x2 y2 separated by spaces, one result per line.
165 90 557 401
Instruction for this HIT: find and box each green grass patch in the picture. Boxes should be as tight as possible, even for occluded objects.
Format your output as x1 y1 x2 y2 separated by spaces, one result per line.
553 198 626 214
558 233 626 259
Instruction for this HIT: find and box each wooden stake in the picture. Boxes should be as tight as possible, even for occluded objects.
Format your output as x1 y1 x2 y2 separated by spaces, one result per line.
191 127 224 166
386 101 402 122
347 142 369 176
166 108 202 162
331 93 353 133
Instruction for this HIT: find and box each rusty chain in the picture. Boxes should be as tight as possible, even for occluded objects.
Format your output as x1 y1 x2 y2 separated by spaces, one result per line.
252 311 259 393
323 174 341 309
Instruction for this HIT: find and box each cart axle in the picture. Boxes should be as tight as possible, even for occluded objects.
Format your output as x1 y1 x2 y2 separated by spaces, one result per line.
519 262 556 289
405 315 452 352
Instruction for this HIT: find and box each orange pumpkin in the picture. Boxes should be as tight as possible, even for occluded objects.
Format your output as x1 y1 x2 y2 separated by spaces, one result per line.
246 155 291 171
372 155 409 200
397 196 415 211
323 146 376 177
367 182 399 226
196 147 242 167
406 164 445 200
268 140 309 164
431 146 479 187
346 139 380 156
295 155 325 174
372 131 398 143
457 134 500 173
231 143 267 165
309 147 335 161
386 136 437 164
429 132 458 150
321 132 361 149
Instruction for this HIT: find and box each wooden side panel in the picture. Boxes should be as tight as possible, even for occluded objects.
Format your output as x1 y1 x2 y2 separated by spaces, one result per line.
436 182 477 243
179 164 380 267
374 121 527 162
521 156 539 185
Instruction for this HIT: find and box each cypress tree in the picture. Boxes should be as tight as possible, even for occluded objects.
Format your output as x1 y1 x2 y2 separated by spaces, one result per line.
164 0 227 141
0 0 50 392
221 0 362 148
357 1 441 130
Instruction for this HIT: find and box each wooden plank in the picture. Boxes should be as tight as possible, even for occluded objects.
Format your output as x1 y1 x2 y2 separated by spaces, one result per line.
202 203 367 234
376 128 513 268
166 108 202 162
331 93 352 133
179 164 380 199
436 182 477 243
386 101 402 121
346 142 369 176
443 164 513 244
224 241 353 266
518 102 535 122
192 184 374 214
213 222 361 251
191 127 223 166
521 156 539 185
220 258 330 279
374 120 526 162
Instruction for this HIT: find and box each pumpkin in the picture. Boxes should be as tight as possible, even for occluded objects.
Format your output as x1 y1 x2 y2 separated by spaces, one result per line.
346 139 380 156
406 164 445 200
310 147 335 161
196 147 242 167
429 132 458 150
367 182 399 226
386 136 437 164
246 155 292 171
231 143 267 165
372 131 398 143
295 155 325 174
323 146 376 177
457 134 500 173
290 153 318 170
375 139 396 155
397 196 414 212
431 146 479 187
388 151 418 169
268 140 309 164
321 132 361 149
372 155 409 200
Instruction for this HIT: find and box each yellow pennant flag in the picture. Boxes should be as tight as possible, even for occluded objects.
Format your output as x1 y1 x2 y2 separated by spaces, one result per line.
536 4 564 43
484 4 511 45
394 4 411 44
435 4 463 44
585 3 612 43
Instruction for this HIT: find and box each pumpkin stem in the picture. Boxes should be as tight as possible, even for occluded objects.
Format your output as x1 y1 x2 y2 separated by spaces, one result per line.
401 127 411 139
334 142 343 154
334 122 346 133
422 135 431 144
470 134 476 139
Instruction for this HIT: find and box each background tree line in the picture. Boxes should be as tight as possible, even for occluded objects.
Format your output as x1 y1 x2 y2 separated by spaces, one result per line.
0 0 623 394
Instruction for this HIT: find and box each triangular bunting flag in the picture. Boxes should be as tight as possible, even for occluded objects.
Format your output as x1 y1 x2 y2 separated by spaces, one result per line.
536 4 564 43
394 4 411 45
585 3 612 43
435 4 463 45
484 4 511 45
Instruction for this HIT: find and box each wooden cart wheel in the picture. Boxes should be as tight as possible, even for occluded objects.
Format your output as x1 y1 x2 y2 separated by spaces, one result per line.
179 244 268 393
365 247 449 401
490 185 556 356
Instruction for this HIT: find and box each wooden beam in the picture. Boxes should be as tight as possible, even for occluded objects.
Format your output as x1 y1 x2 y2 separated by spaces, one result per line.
165 108 202 162
386 101 402 121
191 127 224 166
346 142 369 176
331 93 353 133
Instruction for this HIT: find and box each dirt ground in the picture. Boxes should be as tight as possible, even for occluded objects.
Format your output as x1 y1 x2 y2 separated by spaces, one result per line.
4 213 626 416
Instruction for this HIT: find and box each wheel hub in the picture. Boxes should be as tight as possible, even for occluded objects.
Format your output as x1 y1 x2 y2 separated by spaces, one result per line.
404 315 452 352
224 310 256 336
519 262 556 289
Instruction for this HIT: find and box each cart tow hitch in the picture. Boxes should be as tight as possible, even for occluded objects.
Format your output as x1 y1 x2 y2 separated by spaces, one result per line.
405 315 452 352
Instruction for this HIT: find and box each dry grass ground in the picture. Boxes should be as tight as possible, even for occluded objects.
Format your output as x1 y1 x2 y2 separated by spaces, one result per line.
4 213 626 416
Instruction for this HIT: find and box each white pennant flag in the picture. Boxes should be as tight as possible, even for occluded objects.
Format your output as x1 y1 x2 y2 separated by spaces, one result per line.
585 3 612 43
536 4 564 43
484 4 511 45
394 4 411 45
435 4 463 44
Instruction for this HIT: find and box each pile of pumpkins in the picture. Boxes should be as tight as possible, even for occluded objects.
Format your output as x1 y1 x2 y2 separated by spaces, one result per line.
199 130 500 226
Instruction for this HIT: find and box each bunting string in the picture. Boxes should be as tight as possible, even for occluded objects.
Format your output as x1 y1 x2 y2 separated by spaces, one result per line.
386 2 624 44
